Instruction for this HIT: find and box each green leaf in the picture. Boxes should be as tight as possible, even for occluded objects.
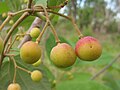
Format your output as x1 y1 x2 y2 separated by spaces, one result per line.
34 0 47 7
103 73 120 90
57 72 112 90
47 0 66 7
0 2 9 14
0 55 52 90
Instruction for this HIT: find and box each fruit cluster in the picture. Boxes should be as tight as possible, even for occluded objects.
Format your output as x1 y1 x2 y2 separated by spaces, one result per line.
0 1 102 89
19 27 102 68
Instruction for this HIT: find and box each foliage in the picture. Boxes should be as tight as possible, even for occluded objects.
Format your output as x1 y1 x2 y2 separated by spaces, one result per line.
0 0 120 90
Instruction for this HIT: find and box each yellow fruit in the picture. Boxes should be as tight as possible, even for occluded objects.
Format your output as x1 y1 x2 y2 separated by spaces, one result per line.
31 70 43 82
50 43 77 68
9 20 14 25
20 41 41 64
7 83 21 90
30 27 40 38
32 58 42 67
0 37 4 54
2 12 7 18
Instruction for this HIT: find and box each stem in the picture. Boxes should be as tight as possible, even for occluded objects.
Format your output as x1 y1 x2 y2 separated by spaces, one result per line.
0 15 12 31
0 12 29 66
49 22 60 44
6 34 25 53
47 11 83 38
9 56 17 83
71 17 83 39
90 54 120 80
27 0 33 8
16 66 31 74
38 6 60 44
36 21 49 44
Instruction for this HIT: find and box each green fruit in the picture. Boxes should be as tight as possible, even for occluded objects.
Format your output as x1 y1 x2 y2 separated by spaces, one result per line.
20 41 41 64
7 83 21 90
50 43 77 68
32 58 42 67
31 70 43 82
30 27 40 38
9 20 14 25
0 37 4 54
75 36 102 61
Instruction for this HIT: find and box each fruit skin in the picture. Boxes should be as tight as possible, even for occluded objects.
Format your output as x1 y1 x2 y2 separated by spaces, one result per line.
75 36 102 61
32 58 42 67
31 70 43 82
7 83 21 90
30 27 40 38
20 41 41 64
2 12 7 18
9 20 14 25
50 43 77 68
0 37 4 54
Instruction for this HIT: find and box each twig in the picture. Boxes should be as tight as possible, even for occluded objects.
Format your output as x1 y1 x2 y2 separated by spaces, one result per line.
27 0 33 8
0 15 12 31
9 56 17 83
90 54 120 80
0 12 29 66
36 21 49 44
16 66 31 74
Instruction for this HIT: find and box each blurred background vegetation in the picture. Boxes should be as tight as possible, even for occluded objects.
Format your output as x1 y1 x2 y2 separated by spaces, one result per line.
0 0 120 90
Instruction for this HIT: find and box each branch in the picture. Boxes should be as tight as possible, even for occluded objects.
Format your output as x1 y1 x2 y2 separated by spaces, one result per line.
90 54 120 80
0 12 29 66
27 0 33 8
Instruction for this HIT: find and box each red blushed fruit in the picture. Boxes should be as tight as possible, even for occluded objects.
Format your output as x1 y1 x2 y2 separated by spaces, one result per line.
75 36 102 61
50 43 77 68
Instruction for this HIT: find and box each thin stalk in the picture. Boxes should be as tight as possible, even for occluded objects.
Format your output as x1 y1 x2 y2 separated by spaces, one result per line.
27 0 33 8
90 54 120 80
0 12 29 66
0 15 12 31
16 66 31 74
36 21 49 44
9 56 17 83
49 22 60 44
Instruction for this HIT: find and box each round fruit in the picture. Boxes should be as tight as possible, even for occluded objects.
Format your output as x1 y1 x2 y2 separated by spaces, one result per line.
7 83 21 90
50 43 77 68
9 20 14 25
32 58 42 67
75 36 102 61
0 37 4 54
30 27 40 38
2 12 7 18
31 70 43 82
20 41 41 64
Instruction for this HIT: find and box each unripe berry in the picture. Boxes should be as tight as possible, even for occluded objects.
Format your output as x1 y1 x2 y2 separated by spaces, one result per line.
20 41 41 64
9 20 14 25
2 12 7 18
30 27 40 38
7 83 21 90
32 58 42 67
0 37 4 54
50 43 77 68
31 70 43 82
75 36 102 61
